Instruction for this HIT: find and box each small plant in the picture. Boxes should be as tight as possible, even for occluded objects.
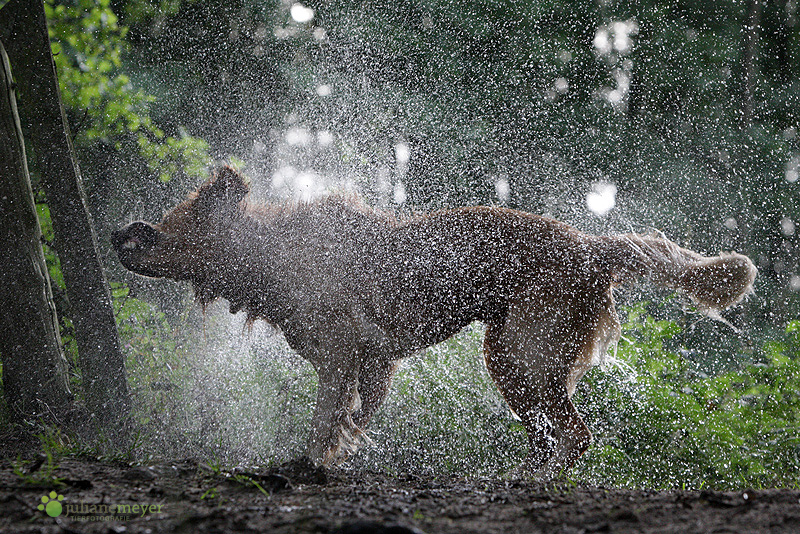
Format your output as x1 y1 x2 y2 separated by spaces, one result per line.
12 429 65 488
200 487 219 500
12 457 63 488
229 473 269 496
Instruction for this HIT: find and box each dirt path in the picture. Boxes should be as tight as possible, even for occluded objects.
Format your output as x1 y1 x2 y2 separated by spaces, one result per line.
1 457 798 533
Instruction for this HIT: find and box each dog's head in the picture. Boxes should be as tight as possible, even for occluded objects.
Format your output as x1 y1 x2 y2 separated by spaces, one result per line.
112 165 249 281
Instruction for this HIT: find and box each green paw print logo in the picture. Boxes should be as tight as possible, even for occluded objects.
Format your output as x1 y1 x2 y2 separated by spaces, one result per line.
38 491 64 517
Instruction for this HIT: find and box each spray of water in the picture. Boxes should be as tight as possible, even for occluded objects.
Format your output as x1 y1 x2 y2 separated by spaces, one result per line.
108 3 791 489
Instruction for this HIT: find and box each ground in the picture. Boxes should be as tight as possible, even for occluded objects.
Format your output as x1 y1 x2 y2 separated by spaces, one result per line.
1 456 799 534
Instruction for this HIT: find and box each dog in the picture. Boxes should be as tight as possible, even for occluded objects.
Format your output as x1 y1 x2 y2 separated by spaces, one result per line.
112 166 756 480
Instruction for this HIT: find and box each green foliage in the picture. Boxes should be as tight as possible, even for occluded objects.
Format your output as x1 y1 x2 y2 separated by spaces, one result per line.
45 0 210 181
574 305 800 489
113 283 179 363
112 284 196 452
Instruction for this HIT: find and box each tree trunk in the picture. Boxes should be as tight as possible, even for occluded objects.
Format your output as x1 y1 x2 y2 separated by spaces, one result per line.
0 39 74 425
0 0 130 433
741 0 763 125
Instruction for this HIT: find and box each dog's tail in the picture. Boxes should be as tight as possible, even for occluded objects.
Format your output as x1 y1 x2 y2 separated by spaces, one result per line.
594 232 756 317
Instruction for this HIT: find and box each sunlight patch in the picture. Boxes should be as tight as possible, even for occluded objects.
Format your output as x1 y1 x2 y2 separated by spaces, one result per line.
495 177 510 203
586 181 617 216
290 3 315 23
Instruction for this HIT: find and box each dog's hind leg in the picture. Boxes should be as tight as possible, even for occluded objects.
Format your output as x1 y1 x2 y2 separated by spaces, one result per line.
484 322 554 472
534 382 592 480
486 285 610 480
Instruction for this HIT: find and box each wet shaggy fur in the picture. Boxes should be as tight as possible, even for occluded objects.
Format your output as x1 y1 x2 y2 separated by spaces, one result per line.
112 166 757 479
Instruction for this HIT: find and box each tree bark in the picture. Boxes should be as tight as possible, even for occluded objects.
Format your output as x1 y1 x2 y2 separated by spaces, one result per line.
741 0 763 125
0 0 130 432
0 39 74 424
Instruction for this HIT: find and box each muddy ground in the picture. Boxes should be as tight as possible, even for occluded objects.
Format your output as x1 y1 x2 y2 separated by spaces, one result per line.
1 455 799 534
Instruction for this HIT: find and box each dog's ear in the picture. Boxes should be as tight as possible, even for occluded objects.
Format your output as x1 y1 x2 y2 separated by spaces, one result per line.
194 165 249 218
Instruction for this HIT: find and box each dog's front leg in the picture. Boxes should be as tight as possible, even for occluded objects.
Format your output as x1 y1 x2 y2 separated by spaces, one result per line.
307 358 365 466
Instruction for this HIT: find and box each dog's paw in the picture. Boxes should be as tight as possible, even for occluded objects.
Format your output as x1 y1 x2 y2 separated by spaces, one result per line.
502 449 551 479
311 416 371 466
505 455 562 483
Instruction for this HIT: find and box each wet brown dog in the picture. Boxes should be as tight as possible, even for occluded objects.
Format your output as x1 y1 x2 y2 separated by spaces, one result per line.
112 166 756 479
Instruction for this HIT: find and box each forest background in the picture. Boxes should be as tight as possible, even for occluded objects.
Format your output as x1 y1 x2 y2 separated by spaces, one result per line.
2 0 800 489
